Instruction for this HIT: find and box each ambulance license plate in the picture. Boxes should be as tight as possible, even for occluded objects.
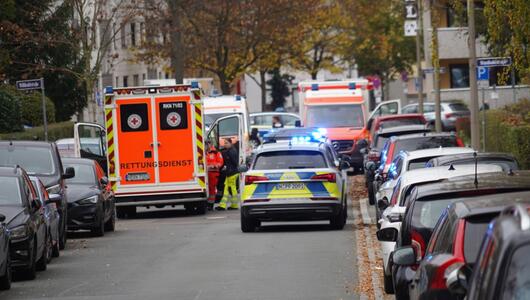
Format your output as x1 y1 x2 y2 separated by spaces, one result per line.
125 172 150 182
276 183 305 190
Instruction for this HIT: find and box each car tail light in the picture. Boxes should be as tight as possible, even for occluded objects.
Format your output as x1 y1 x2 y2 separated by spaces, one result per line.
456 137 464 147
430 258 464 289
411 230 426 262
368 151 380 162
445 113 454 118
245 175 268 185
311 173 336 182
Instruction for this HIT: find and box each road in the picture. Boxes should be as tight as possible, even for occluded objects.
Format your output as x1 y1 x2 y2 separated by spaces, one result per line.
0 201 372 300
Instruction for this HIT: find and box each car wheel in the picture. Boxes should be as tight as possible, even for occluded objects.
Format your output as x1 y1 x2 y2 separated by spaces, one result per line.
36 234 48 271
383 273 394 294
241 215 256 233
330 204 347 230
19 241 36 280
91 214 105 237
52 239 60 258
104 207 116 232
195 201 207 215
0 246 11 290
59 215 67 250
45 232 53 264
368 183 375 205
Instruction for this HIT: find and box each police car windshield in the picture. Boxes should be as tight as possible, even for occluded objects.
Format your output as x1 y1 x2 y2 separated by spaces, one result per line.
0 177 22 205
253 151 327 170
0 147 55 175
306 104 364 128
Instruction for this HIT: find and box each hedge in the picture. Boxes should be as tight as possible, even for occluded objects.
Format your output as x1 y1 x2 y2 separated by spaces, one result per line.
0 121 74 142
0 87 23 133
0 85 55 127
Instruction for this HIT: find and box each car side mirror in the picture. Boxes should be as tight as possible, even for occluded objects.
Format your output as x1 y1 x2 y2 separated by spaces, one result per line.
339 161 350 171
392 246 416 266
294 120 301 127
376 227 398 242
100 177 109 186
47 193 62 205
0 214 5 223
378 198 390 211
238 165 249 173
62 167 75 179
446 264 470 297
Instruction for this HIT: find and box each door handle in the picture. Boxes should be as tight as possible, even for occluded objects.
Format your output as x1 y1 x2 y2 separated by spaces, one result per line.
150 142 161 147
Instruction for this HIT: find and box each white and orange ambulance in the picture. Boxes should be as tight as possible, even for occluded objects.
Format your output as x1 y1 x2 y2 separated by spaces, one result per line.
74 83 209 217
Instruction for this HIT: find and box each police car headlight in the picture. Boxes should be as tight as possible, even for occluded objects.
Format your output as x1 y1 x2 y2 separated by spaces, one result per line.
77 195 98 205
9 225 28 240
46 184 61 195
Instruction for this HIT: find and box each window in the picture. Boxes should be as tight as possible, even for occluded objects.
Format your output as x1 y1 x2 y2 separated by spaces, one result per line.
139 22 145 43
133 74 139 86
281 115 299 126
0 147 55 175
424 104 435 113
121 22 127 48
254 151 327 170
123 76 128 87
64 164 96 185
115 76 119 87
0 177 21 205
142 73 146 83
464 216 495 264
501 243 530 299
130 22 136 46
306 104 364 128
450 64 470 88
402 105 418 114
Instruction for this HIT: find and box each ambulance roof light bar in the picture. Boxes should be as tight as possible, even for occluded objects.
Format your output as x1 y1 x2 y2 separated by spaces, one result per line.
235 95 242 101
305 82 361 92
190 81 199 89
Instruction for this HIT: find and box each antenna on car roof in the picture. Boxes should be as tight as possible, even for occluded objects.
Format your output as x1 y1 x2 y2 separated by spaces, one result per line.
473 151 478 188
448 164 455 171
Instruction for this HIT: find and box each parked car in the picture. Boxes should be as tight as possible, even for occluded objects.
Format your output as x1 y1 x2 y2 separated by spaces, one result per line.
426 152 519 172
55 138 103 159
29 176 60 259
383 171 530 300
0 166 48 279
376 164 502 294
0 213 10 290
364 125 431 204
401 102 470 131
63 158 115 236
447 204 530 300
249 112 300 137
365 114 427 142
0 141 75 250
407 191 530 300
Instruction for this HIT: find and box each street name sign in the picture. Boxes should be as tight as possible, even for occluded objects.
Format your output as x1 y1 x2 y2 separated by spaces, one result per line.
477 57 512 68
16 78 43 90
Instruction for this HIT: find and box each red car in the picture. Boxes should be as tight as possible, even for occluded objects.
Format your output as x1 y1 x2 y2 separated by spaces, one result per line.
367 114 427 142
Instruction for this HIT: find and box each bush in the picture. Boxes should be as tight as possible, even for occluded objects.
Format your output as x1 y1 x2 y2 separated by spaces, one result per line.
0 121 74 142
0 85 55 127
0 86 23 133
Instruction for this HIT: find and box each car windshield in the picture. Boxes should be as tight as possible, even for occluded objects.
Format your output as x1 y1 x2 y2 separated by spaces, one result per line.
0 146 55 175
64 163 96 185
0 177 22 205
412 198 457 232
395 136 458 153
503 243 530 300
407 157 434 170
378 118 424 129
253 150 327 170
306 104 364 128
442 158 518 172
464 215 496 264
448 103 469 112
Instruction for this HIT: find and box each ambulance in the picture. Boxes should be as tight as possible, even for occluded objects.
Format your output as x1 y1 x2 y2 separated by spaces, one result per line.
298 80 400 172
73 83 209 217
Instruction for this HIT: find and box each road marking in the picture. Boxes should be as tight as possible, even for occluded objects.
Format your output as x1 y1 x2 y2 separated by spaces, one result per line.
205 216 227 220
359 198 374 225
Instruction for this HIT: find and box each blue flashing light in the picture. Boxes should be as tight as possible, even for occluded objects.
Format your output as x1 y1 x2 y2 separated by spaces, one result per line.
311 83 319 91
317 128 327 135
190 81 199 89
235 95 242 101
348 82 356 90
104 86 114 94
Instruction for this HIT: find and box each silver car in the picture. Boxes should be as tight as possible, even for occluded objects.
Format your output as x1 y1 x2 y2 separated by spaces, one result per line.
401 102 470 131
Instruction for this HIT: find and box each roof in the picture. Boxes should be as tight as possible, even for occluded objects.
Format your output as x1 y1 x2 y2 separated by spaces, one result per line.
375 113 425 122
390 131 457 141
450 191 530 219
399 164 502 188
0 166 23 177
61 157 97 165
249 112 299 118
402 147 475 161
428 152 518 167
377 125 430 135
414 171 530 200
0 140 53 148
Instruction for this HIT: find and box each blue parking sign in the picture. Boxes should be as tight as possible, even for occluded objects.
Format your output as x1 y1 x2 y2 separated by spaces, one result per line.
477 67 489 81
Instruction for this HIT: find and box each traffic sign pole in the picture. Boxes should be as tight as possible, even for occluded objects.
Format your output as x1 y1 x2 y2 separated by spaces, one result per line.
40 78 48 142
468 0 480 150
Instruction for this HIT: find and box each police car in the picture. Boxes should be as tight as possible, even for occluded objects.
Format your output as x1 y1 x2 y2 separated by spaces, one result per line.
239 135 350 232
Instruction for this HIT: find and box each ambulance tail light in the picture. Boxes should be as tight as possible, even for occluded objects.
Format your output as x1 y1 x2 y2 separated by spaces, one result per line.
245 175 269 185
311 173 336 182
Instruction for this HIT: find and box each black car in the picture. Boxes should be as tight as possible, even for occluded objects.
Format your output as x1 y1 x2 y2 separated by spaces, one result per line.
446 204 530 300
0 166 49 279
30 176 61 259
406 191 530 300
380 171 530 300
0 213 10 290
0 141 75 250
364 125 430 204
63 158 115 236
426 152 519 172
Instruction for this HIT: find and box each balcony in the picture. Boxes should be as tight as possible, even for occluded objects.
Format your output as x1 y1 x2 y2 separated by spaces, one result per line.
436 27 489 60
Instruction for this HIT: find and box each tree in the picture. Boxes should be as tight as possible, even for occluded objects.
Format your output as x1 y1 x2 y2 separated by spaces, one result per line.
483 0 530 84
0 85 22 133
340 0 416 99
266 68 293 111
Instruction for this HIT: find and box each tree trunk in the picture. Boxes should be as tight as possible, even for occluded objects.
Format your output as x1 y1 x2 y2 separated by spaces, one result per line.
259 70 267 111
311 71 318 80
167 1 184 83
218 74 231 94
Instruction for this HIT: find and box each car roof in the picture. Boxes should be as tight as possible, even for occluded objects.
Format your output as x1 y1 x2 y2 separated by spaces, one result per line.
203 95 246 107
250 112 299 117
401 147 475 160
429 152 517 166
263 127 321 139
377 124 429 135
390 131 457 141
375 114 425 122
399 164 503 187
0 166 23 177
0 140 53 148
414 171 530 200
450 191 530 219
61 157 96 165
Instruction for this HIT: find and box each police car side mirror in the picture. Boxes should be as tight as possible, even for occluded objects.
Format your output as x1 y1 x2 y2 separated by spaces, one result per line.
238 165 249 173
294 120 301 127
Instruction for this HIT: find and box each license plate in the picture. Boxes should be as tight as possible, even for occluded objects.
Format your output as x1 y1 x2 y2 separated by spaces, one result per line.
125 172 150 182
276 183 305 190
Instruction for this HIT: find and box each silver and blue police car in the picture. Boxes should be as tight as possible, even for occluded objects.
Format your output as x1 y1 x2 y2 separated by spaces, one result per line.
240 135 350 232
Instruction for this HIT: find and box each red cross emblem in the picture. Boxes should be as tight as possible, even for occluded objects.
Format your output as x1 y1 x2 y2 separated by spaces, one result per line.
127 114 142 129
166 112 181 127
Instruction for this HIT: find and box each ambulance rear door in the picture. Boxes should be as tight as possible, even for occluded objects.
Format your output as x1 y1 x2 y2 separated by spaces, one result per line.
73 122 107 173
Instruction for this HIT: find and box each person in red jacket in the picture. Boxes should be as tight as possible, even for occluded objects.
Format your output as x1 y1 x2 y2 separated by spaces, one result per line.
206 141 224 210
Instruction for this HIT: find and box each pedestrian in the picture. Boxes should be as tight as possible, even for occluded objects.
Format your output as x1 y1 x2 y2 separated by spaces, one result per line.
249 128 261 148
206 141 223 211
272 116 283 128
216 138 240 211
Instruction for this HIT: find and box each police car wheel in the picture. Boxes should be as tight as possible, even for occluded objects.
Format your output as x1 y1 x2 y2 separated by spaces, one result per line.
330 206 346 230
241 215 257 233
368 184 375 205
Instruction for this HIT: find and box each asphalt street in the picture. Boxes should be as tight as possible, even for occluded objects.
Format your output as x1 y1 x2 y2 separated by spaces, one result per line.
0 207 362 300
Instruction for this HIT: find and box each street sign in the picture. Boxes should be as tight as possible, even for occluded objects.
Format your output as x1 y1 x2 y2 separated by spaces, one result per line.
478 80 489 89
16 79 43 90
477 66 489 81
404 20 417 37
477 57 512 68
405 3 418 19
